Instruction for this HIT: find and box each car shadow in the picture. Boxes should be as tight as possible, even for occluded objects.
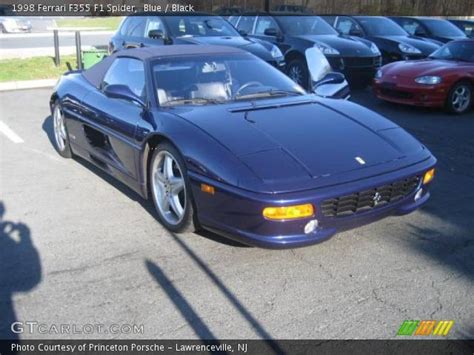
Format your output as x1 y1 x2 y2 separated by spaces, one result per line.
42 115 249 249
42 115 56 150
145 230 285 353
0 202 41 340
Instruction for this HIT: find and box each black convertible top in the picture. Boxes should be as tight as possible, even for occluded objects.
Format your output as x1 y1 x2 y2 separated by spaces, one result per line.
82 45 245 88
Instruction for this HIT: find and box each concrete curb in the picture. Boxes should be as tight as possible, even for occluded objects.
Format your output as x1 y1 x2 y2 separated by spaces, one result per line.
0 79 57 92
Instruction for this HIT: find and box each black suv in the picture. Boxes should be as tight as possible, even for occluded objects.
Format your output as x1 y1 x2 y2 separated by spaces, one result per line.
109 14 285 71
322 16 441 64
233 13 382 88
390 17 466 44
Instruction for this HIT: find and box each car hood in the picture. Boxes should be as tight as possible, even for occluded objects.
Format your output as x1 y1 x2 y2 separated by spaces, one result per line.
294 34 376 56
171 97 431 193
174 36 273 60
381 58 467 77
372 35 440 55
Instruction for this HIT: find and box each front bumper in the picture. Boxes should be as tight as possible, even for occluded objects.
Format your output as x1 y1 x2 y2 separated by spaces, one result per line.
373 78 448 107
190 156 436 249
328 56 381 84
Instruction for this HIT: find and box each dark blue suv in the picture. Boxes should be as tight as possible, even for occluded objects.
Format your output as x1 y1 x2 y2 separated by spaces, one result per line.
109 14 286 71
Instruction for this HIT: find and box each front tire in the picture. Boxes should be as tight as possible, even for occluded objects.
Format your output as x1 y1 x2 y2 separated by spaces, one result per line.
446 81 472 114
287 58 310 89
52 102 72 158
149 143 196 233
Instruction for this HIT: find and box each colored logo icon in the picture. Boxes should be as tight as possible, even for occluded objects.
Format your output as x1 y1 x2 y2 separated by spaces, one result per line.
397 320 454 336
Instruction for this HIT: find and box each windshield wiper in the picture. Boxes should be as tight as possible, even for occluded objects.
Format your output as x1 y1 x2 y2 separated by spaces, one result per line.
163 97 225 106
235 89 304 100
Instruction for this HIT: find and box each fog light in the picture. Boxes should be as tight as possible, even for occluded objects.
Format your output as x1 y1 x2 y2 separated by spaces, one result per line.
304 219 319 234
263 204 314 221
414 188 423 201
423 168 435 185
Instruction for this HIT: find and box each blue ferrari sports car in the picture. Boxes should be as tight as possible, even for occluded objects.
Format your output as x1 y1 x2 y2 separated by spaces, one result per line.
50 45 436 248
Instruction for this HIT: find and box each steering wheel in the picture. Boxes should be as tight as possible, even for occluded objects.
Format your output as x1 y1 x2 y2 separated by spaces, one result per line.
235 81 263 97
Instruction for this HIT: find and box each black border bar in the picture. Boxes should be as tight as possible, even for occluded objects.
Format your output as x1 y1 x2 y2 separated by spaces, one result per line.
1 340 474 355
1 0 473 16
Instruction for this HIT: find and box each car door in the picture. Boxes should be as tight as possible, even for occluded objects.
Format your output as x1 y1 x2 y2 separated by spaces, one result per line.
122 17 165 49
141 16 167 46
252 16 292 54
395 18 428 38
79 57 146 181
235 15 256 36
335 16 364 37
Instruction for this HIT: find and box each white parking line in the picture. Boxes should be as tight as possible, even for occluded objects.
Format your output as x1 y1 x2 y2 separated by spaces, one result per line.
0 121 24 143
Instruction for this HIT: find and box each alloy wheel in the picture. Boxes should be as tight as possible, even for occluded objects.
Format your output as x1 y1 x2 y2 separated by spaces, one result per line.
53 105 67 151
151 151 186 225
451 85 471 113
289 64 303 85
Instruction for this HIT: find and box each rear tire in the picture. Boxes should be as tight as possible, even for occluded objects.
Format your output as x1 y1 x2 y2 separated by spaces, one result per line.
149 142 197 234
446 81 472 114
52 101 72 158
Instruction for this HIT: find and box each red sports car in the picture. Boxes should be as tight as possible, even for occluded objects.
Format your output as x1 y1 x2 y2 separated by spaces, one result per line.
373 39 474 114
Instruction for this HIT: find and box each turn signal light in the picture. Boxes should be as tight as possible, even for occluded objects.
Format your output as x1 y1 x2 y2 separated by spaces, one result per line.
263 204 314 221
423 168 435 185
201 184 215 195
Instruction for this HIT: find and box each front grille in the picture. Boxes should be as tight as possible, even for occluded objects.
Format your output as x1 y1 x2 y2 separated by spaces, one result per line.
321 175 421 217
343 56 380 68
380 88 414 99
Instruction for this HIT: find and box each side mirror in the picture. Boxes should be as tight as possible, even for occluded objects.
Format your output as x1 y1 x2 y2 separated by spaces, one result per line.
264 27 278 36
238 29 248 36
149 29 164 39
104 84 146 107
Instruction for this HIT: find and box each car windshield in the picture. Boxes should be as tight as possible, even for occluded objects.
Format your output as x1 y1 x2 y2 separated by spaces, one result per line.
277 16 338 35
163 16 240 37
421 19 466 37
357 17 408 36
152 54 305 106
429 41 474 62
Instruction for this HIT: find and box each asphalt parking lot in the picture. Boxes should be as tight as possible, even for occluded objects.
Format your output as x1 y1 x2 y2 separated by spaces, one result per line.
0 88 473 340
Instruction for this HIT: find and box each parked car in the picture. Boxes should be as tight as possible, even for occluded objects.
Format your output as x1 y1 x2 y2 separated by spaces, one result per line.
50 45 436 248
0 17 31 33
390 17 466 43
449 19 474 38
233 13 382 88
323 16 441 64
373 39 474 114
109 14 285 71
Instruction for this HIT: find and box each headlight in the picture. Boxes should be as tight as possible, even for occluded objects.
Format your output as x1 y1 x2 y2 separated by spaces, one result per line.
375 69 382 79
314 43 340 55
415 76 442 85
370 42 381 55
398 43 421 54
270 45 283 59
